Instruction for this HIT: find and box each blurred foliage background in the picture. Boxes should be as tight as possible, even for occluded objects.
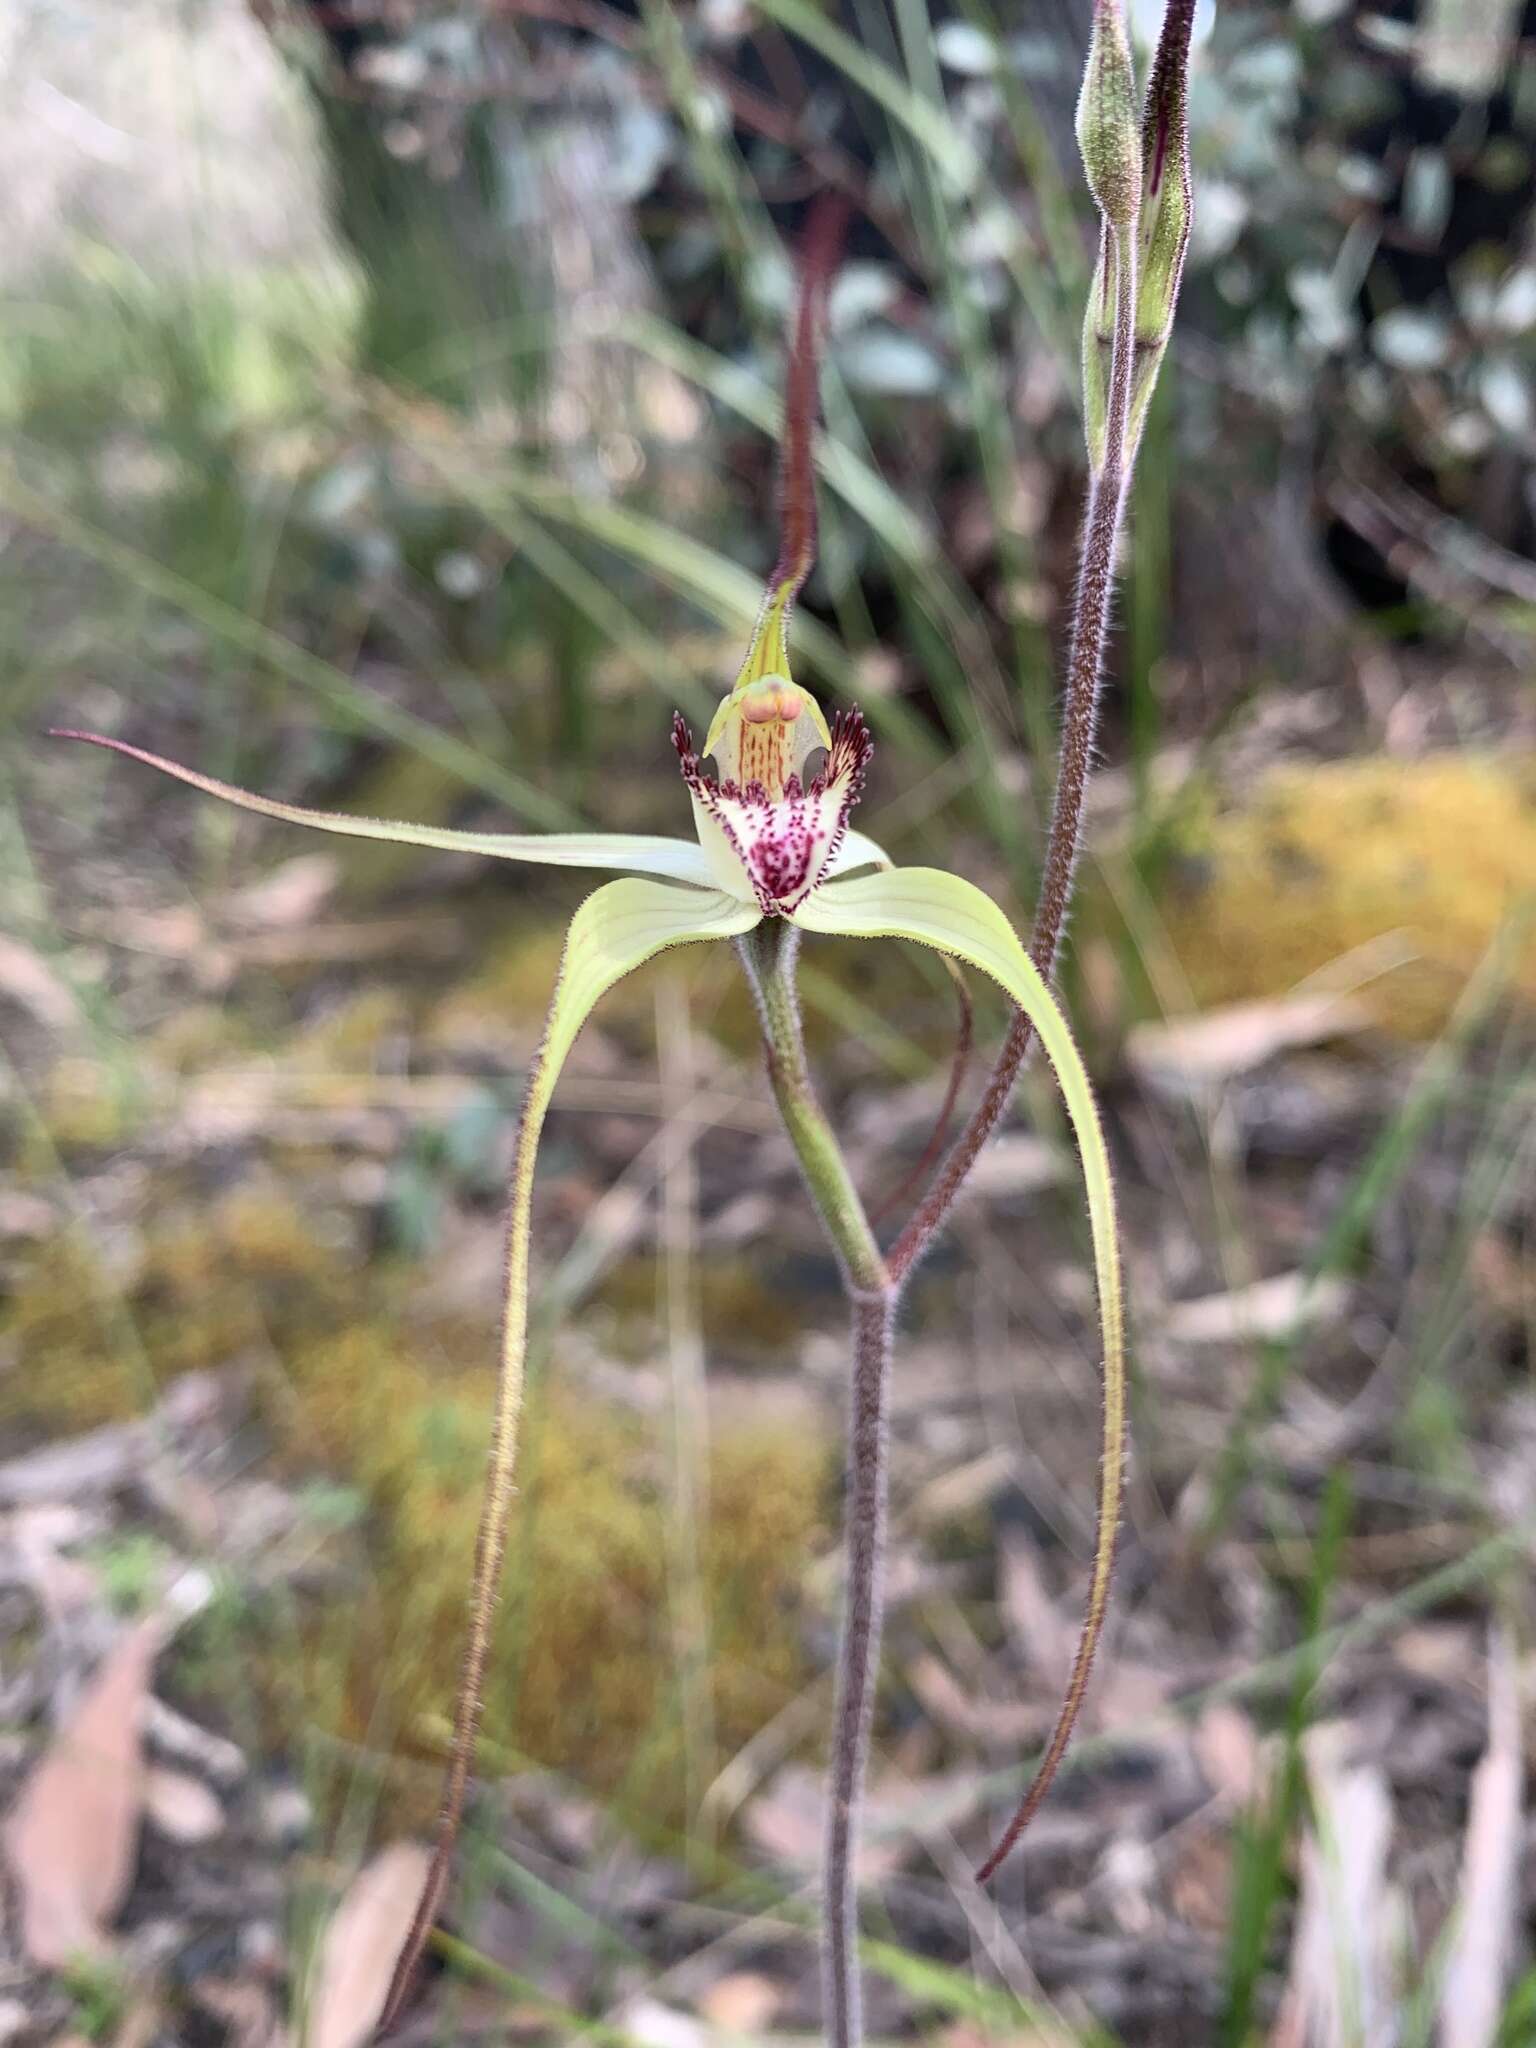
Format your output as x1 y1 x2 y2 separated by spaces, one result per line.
1 0 1535 2042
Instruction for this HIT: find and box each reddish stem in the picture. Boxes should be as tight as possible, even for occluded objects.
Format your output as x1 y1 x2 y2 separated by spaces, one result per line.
886 219 1137 1291
773 193 853 608
868 971 974 1229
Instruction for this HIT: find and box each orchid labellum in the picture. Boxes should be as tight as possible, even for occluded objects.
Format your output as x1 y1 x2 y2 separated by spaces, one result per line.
51 3 1194 2032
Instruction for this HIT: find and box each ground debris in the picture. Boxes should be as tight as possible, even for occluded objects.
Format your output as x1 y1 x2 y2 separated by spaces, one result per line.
5 686 1535 2045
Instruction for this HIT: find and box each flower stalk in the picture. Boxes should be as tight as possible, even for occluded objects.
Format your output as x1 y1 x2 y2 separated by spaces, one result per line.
825 1287 895 2048
739 919 894 2048
741 923 886 1294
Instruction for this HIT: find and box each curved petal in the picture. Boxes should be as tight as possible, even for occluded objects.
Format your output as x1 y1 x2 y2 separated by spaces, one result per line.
381 877 760 2027
791 864 1125 1872
826 827 890 878
48 731 720 889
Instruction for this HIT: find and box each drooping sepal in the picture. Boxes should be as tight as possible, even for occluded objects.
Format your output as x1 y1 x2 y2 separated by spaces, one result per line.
790 865 1127 1878
379 875 760 2032
674 707 872 917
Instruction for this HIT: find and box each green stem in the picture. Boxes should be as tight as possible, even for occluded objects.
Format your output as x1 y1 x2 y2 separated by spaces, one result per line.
739 923 885 1294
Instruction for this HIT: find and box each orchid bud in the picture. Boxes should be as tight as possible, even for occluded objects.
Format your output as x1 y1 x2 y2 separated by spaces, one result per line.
1075 0 1141 234
1128 0 1196 449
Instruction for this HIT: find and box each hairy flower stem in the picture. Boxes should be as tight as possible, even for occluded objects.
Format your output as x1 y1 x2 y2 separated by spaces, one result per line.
824 1286 895 2048
886 221 1138 1291
739 921 891 2048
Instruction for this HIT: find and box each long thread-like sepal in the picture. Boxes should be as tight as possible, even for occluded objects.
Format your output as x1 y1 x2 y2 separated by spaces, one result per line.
378 880 760 2033
376 1026 547 2032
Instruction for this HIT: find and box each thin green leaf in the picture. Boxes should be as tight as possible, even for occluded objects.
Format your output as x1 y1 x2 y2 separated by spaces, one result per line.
380 876 761 2028
792 864 1126 1875
49 732 722 889
748 0 981 193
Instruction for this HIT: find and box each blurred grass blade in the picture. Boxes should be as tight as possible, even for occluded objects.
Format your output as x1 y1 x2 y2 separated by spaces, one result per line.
0 461 576 829
748 0 981 192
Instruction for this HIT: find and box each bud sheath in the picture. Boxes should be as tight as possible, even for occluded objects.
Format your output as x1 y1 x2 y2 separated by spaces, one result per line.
1075 0 1141 234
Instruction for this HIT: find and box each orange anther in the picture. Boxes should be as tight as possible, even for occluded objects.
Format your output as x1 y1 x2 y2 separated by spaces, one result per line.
741 683 801 725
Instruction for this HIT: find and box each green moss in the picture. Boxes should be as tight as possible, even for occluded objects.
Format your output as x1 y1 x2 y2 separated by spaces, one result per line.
148 1003 258 1074
0 1235 139 1431
33 1056 145 1154
1157 753 1536 1038
7 1090 824 1840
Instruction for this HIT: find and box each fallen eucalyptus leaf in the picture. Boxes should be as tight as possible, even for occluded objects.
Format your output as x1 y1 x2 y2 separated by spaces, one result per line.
1164 1271 1350 1345
1127 992 1370 1086
303 1841 434 2048
2 1615 163 1966
144 1766 224 1846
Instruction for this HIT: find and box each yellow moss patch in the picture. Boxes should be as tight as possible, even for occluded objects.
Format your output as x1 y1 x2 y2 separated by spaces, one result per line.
288 986 411 1072
272 1316 826 1831
428 921 580 1045
594 1253 806 1368
1158 753 1536 1038
33 1057 145 1154
0 1187 358 1434
148 1003 258 1075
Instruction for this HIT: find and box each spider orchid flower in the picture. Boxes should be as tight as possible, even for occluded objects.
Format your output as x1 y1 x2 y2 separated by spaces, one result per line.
50 205 1126 2038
